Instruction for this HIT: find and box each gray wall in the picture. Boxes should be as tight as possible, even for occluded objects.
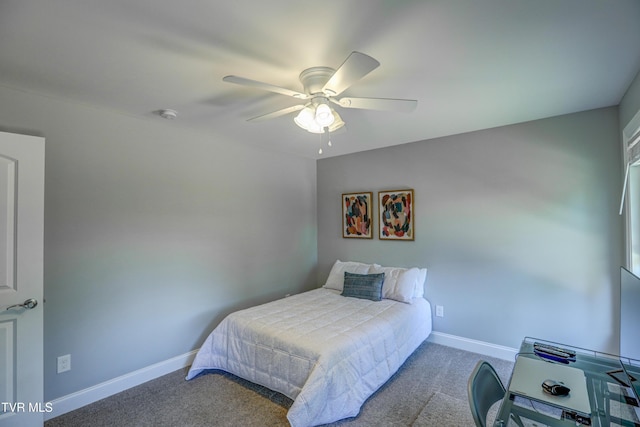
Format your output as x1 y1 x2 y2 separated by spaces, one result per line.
0 85 318 401
317 107 623 353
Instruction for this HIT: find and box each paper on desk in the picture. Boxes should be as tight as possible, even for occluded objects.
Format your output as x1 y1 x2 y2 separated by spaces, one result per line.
513 395 562 420
506 405 554 427
510 418 552 427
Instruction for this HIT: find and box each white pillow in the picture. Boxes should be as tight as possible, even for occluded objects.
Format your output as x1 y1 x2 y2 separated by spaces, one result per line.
415 268 428 298
369 265 420 303
323 260 374 292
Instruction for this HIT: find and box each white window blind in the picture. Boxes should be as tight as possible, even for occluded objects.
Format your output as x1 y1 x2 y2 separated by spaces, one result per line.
628 130 640 165
620 111 640 215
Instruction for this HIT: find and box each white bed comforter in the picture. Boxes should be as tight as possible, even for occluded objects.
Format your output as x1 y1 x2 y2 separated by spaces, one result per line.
186 288 432 427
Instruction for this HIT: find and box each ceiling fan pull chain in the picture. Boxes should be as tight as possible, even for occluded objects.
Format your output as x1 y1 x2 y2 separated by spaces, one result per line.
318 127 332 155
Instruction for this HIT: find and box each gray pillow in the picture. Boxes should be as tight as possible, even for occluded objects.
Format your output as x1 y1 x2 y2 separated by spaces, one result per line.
341 272 385 301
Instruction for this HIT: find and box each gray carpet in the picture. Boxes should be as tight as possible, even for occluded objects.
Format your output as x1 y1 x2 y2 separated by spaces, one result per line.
45 342 514 426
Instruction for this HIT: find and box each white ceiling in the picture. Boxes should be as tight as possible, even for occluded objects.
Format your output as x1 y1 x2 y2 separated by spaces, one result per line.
1 0 640 159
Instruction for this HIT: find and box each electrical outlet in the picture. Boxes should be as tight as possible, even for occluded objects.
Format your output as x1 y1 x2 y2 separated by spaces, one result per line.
57 354 71 373
435 305 444 318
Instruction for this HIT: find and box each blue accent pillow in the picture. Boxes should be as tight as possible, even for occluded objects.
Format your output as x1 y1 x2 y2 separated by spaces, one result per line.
341 272 385 301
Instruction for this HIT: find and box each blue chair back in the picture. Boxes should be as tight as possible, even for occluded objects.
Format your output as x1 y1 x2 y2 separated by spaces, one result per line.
467 360 506 427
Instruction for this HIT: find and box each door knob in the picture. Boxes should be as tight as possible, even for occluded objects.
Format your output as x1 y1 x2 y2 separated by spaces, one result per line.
6 298 38 310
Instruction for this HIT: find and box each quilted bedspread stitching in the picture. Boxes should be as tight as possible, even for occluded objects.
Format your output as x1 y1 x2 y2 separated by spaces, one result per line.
186 288 431 427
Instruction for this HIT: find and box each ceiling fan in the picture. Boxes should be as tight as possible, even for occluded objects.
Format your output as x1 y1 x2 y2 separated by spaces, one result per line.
223 51 417 135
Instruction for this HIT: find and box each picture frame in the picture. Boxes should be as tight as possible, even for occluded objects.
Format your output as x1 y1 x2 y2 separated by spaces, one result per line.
342 192 373 239
378 189 414 241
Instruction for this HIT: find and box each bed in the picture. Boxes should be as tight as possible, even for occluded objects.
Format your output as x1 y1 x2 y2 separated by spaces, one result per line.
186 260 432 427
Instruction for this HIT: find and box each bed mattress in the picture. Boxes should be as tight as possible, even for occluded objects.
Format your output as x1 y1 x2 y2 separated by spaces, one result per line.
186 288 432 427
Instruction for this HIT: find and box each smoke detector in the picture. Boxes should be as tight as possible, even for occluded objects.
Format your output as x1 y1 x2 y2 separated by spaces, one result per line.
159 109 178 119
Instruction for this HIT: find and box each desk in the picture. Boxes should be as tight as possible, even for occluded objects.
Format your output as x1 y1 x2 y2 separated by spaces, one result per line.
494 337 640 427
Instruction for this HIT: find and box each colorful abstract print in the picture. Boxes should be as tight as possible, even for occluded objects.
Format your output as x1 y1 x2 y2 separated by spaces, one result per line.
344 194 371 237
380 191 412 239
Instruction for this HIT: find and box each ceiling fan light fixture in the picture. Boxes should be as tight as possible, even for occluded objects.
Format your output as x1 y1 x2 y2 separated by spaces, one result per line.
328 110 345 132
295 103 343 133
294 106 315 130
315 103 335 127
305 110 343 134
306 119 324 134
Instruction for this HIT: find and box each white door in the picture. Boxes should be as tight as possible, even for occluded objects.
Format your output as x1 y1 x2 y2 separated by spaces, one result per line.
0 132 45 427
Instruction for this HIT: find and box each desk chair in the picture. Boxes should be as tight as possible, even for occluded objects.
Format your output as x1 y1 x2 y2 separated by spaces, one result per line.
468 360 524 427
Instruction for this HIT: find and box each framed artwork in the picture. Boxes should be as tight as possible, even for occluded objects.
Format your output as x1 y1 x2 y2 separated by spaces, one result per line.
378 189 414 241
342 192 373 238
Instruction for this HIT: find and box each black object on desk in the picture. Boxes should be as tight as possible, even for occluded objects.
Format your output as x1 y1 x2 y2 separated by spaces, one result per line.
542 379 571 396
534 342 576 364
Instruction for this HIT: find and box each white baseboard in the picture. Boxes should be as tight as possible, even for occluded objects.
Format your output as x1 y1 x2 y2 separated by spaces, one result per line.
427 331 518 361
45 334 515 420
45 349 198 421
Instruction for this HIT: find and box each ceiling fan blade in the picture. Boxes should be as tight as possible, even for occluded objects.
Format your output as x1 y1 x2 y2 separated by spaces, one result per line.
247 104 304 122
223 75 308 99
322 52 380 96
333 97 417 112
